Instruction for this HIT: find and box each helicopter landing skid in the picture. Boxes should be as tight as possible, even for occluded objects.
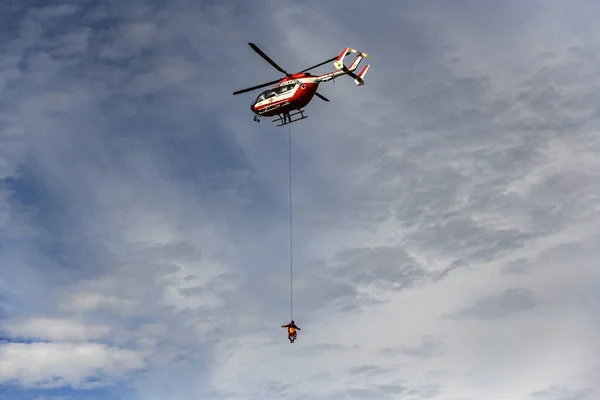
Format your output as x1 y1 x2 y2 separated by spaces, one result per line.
273 109 308 127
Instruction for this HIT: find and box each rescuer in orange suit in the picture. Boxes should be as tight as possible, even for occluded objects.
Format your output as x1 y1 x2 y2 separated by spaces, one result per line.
281 320 301 343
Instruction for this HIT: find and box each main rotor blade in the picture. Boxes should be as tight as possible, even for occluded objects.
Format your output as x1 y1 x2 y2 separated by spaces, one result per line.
300 51 352 73
315 92 330 102
233 78 281 95
248 43 289 76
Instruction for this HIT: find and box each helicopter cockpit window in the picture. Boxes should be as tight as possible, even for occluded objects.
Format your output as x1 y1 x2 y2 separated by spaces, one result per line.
252 92 267 106
281 82 297 92
252 84 296 105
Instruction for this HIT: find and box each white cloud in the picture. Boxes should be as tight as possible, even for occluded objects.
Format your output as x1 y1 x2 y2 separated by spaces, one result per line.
0 342 145 389
62 292 140 315
99 21 159 60
128 56 199 96
32 4 79 21
51 29 93 56
1 318 111 342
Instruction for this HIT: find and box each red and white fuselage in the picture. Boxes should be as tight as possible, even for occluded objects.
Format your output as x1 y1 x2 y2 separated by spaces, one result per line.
250 74 319 117
251 47 370 117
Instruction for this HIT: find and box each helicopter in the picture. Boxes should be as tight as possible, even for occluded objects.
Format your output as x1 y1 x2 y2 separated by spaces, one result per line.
233 43 370 126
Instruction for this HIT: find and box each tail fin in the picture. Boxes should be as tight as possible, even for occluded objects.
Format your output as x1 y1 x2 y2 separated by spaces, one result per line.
333 47 371 85
353 64 370 86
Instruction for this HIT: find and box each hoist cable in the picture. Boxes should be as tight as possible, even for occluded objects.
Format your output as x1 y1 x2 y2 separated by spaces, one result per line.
288 122 294 320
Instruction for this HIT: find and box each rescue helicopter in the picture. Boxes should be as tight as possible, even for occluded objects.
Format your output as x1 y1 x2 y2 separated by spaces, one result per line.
232 43 371 126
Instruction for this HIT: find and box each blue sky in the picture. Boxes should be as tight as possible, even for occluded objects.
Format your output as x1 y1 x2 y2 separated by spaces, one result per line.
1 1 599 399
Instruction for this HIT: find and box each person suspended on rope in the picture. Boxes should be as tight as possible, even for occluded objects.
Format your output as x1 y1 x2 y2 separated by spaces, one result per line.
281 320 301 343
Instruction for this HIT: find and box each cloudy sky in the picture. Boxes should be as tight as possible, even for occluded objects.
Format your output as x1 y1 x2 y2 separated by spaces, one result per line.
1 0 599 399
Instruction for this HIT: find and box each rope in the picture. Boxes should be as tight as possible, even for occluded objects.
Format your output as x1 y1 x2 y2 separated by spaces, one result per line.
288 122 294 320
